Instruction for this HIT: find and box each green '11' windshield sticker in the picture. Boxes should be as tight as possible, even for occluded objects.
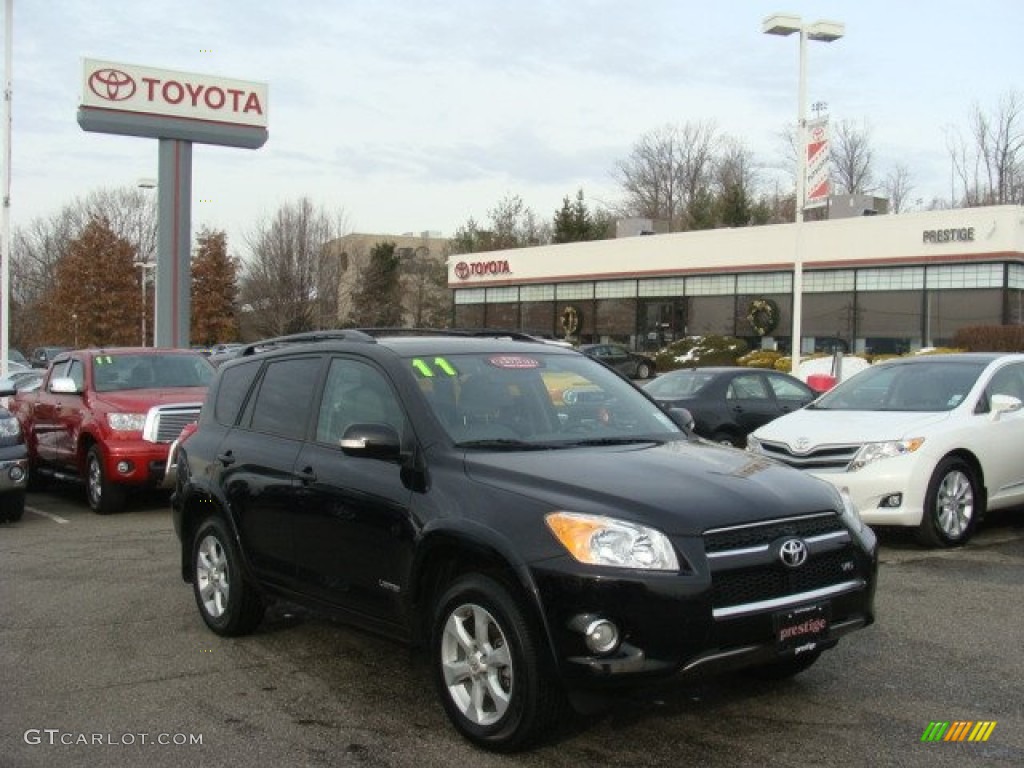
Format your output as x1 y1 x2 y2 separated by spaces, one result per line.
411 357 458 377
95 356 115 365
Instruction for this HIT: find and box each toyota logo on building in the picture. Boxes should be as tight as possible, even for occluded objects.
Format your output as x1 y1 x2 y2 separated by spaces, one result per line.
778 538 809 568
88 68 137 101
454 261 470 280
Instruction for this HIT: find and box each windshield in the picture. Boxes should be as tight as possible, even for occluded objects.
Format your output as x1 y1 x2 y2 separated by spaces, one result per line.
92 353 215 392
407 351 681 447
812 360 986 412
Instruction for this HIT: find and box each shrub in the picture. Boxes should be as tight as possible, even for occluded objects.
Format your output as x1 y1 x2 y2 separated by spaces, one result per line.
952 325 1024 352
653 335 748 371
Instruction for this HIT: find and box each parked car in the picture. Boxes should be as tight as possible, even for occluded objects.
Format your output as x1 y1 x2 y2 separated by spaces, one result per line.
10 347 215 513
747 353 1024 547
30 346 70 368
0 369 45 409
643 367 816 447
0 392 28 523
579 343 656 379
172 329 877 750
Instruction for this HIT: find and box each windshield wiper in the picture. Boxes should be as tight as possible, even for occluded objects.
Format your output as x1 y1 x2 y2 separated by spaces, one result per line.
561 437 664 447
456 439 550 451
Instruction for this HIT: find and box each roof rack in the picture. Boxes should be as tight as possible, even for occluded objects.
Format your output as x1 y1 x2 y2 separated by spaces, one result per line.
356 328 546 343
238 330 376 357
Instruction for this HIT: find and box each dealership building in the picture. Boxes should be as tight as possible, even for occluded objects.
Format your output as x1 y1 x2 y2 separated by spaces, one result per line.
448 205 1024 356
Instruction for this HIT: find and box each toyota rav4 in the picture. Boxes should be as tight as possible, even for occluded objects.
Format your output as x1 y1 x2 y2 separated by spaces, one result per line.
171 330 877 750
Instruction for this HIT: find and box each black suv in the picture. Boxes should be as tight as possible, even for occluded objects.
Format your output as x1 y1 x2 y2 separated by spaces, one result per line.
172 330 877 750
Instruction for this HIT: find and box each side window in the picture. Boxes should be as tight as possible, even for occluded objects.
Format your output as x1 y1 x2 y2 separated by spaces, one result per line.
214 360 262 426
987 363 1024 402
767 374 811 401
728 375 769 400
316 359 403 444
66 359 85 391
48 360 70 391
249 357 322 439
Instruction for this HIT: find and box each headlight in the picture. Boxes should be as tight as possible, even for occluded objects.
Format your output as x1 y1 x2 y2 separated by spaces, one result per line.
850 438 924 471
0 416 20 438
108 413 146 431
545 511 679 571
831 485 864 534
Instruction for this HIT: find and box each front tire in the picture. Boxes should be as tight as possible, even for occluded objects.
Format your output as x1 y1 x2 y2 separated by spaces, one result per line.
0 490 25 522
86 445 127 514
191 516 265 636
916 457 980 547
635 362 652 379
431 574 566 751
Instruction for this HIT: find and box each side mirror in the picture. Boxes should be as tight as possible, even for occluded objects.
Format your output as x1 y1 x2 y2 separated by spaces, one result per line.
50 377 81 395
668 407 696 433
340 423 402 459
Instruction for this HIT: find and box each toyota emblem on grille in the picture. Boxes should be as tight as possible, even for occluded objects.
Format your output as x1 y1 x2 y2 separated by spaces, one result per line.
88 68 137 101
779 538 809 568
794 437 811 452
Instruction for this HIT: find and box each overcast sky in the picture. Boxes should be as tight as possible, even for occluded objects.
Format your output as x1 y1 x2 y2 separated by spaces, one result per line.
7 0 1023 257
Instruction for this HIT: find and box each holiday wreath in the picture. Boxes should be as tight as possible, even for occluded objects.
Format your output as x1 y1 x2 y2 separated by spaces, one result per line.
747 298 780 336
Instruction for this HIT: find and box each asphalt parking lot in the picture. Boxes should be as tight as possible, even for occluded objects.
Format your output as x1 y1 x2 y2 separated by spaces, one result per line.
2 486 1023 768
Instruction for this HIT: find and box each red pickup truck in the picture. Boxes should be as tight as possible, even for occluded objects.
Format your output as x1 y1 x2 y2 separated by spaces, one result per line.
10 347 214 513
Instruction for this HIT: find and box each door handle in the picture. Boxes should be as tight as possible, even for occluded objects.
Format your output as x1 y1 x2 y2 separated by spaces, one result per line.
216 451 235 467
296 466 317 484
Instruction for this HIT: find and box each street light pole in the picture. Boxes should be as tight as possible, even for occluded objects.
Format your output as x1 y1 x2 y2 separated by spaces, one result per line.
763 14 844 374
135 261 155 346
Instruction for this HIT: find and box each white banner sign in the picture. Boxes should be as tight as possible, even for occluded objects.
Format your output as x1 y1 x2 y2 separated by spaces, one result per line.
81 59 268 128
804 117 830 209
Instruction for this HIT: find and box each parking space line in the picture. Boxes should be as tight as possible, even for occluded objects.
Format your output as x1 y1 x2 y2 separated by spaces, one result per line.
27 506 70 524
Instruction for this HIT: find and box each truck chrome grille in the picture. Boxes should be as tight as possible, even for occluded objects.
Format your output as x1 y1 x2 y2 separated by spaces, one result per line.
142 403 202 444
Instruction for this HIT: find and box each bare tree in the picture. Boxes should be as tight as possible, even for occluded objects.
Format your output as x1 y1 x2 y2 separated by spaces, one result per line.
449 194 548 254
239 198 348 337
613 121 719 231
830 119 875 195
881 164 915 213
948 90 1024 206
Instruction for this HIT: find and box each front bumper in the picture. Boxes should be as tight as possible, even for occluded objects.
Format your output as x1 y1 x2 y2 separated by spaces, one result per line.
808 453 930 528
98 438 171 487
530 533 877 688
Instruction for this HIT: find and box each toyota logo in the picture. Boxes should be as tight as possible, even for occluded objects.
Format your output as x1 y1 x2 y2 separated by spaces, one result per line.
794 437 811 452
779 538 809 568
88 68 137 101
454 261 470 280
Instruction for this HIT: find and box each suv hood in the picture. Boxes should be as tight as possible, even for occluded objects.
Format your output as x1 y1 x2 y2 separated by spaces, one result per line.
462 439 839 536
753 408 950 446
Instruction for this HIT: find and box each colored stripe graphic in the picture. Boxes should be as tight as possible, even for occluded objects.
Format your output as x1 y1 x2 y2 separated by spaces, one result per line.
921 720 996 742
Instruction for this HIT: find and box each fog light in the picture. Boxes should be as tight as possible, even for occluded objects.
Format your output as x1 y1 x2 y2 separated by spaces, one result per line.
880 493 902 508
583 619 620 655
9 465 25 483
116 460 133 475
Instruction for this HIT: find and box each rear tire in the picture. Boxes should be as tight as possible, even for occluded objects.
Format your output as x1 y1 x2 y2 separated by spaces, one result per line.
635 362 652 379
86 445 127 514
916 457 980 548
431 574 567 751
191 516 265 636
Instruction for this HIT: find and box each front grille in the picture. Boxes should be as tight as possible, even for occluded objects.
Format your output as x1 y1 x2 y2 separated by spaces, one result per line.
711 549 852 608
143 403 202 444
704 512 844 553
704 512 857 614
756 439 861 470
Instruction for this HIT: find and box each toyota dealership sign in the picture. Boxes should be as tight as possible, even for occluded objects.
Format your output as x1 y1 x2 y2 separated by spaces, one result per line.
82 58 268 128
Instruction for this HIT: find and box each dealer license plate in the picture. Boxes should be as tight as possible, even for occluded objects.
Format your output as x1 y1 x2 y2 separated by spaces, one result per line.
774 603 829 653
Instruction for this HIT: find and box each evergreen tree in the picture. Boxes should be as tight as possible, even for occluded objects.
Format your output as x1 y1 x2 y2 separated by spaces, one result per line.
349 241 403 326
42 217 139 346
191 228 240 345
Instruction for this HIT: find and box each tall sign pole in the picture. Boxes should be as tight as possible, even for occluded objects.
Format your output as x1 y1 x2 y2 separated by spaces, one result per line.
78 59 267 348
1 0 13 375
